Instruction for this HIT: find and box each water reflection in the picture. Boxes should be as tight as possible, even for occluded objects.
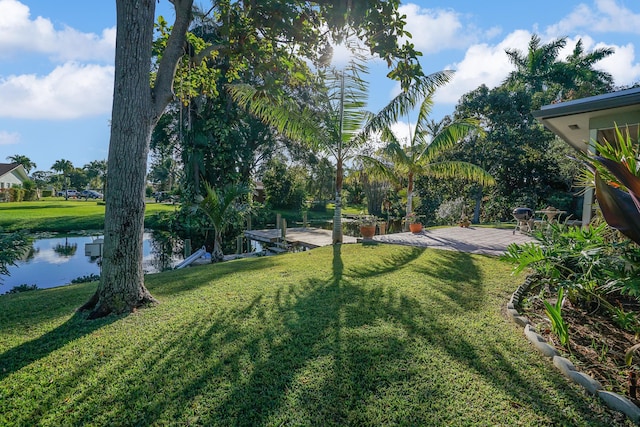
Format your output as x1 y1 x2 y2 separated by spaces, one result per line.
2 232 184 291
53 237 78 257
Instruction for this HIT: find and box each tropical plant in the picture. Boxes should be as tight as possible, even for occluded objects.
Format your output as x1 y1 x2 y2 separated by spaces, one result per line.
84 0 428 319
83 160 107 195
195 182 248 262
362 94 494 230
6 154 36 174
51 159 74 175
231 50 446 243
579 125 640 246
356 214 378 226
0 230 31 283
543 286 569 347
559 39 614 100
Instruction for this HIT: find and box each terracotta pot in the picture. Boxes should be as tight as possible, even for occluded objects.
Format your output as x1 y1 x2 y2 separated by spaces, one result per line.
359 225 376 239
409 222 423 233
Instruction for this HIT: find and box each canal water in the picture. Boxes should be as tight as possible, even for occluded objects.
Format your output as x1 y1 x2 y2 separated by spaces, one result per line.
2 231 184 292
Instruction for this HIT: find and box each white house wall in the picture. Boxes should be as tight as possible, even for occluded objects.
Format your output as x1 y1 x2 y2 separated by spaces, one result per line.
0 170 25 189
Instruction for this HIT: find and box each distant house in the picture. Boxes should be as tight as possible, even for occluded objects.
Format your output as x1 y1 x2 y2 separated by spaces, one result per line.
0 163 29 191
533 87 640 224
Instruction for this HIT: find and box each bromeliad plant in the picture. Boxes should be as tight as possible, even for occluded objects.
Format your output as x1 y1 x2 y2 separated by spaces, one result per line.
583 125 640 245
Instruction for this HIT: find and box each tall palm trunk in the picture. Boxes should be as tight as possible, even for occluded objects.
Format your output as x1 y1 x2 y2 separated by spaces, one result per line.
333 158 344 244
404 172 414 231
212 231 224 262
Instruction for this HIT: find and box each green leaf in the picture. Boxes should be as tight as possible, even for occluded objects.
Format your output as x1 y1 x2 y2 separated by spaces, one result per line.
595 172 640 245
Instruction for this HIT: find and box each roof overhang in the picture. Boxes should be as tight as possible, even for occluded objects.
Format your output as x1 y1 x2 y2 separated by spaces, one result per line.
532 87 640 152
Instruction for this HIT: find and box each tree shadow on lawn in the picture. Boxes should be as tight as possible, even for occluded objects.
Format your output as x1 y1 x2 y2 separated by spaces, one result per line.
4 245 617 425
147 255 284 297
0 310 117 382
127 245 610 425
411 249 486 312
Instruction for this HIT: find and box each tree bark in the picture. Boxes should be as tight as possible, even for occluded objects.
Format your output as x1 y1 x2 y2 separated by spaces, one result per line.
80 0 193 319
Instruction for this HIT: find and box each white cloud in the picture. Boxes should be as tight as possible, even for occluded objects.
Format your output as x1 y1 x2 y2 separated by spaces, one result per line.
399 3 487 53
433 30 530 105
0 63 114 119
0 0 115 62
0 130 19 145
546 0 640 36
388 121 413 145
594 42 640 86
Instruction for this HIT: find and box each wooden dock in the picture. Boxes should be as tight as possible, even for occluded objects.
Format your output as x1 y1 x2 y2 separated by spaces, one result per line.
244 227 357 249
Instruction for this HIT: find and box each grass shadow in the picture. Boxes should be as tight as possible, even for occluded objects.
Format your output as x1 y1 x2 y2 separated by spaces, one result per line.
0 311 117 381
0 245 623 425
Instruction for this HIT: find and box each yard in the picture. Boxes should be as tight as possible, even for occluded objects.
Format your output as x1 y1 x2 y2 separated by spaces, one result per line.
0 244 629 426
0 200 175 232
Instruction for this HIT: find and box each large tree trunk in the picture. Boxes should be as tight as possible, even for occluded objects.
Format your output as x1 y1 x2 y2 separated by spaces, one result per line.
81 0 193 319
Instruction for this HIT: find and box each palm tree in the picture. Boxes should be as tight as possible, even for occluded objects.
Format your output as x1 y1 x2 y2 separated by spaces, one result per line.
196 182 248 262
504 35 614 105
230 50 450 243
84 160 107 195
560 39 614 100
51 159 75 199
51 159 74 175
362 92 495 231
6 155 36 174
504 35 566 97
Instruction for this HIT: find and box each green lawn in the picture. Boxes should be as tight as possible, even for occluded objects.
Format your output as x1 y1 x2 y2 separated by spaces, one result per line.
0 199 175 232
0 244 623 426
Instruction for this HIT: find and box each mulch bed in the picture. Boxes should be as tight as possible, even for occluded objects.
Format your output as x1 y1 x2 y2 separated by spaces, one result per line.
520 288 640 402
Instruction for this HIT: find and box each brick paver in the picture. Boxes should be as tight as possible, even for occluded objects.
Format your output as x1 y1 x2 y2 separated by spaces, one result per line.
372 226 537 256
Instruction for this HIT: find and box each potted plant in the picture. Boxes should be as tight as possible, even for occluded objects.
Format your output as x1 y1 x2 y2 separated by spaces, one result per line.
406 212 423 233
357 214 378 239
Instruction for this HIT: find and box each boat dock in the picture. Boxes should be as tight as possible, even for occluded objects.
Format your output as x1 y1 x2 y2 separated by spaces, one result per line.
244 227 357 249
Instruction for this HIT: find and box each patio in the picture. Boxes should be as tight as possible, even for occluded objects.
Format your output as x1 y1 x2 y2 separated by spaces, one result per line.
373 226 537 256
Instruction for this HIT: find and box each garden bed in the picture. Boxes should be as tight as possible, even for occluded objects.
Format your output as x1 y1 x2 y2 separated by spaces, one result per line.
520 280 640 401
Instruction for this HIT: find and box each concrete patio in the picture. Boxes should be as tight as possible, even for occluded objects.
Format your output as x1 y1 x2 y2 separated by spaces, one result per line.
372 226 537 256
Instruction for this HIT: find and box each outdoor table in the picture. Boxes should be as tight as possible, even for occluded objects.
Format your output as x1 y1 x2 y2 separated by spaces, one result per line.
535 209 566 222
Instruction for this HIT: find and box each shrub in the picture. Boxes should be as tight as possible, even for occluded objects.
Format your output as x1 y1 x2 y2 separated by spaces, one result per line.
502 220 640 333
6 284 38 294
8 187 24 202
71 274 100 284
435 197 466 224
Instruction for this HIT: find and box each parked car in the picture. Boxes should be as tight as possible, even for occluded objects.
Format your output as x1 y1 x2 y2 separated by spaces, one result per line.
56 189 78 198
80 190 103 199
154 191 177 203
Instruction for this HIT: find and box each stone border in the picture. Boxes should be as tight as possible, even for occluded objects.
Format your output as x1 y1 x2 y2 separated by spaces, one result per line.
507 276 640 424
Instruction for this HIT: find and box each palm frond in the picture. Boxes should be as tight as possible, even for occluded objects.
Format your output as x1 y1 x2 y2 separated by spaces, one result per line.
420 118 480 162
227 83 325 148
358 154 399 184
422 161 495 186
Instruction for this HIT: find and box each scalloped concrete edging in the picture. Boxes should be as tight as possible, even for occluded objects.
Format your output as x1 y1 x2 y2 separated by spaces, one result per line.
507 276 640 424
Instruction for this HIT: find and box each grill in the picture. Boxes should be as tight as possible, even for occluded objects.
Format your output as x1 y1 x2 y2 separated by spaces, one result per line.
512 207 533 234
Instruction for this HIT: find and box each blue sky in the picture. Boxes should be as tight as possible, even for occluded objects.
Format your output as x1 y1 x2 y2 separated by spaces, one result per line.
1 0 640 173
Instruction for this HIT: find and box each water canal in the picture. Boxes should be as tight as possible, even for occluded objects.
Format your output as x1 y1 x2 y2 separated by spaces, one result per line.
2 231 184 292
